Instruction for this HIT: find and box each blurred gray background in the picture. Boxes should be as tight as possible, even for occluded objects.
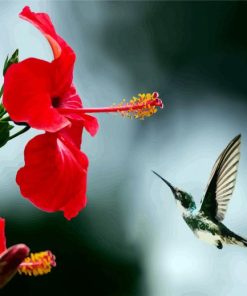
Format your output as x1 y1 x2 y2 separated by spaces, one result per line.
1 1 247 295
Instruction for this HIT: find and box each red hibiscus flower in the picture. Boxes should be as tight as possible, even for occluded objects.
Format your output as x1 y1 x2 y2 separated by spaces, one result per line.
3 6 98 220
0 218 55 288
3 6 163 220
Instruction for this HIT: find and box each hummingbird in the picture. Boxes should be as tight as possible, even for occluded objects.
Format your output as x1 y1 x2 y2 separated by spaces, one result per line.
153 134 247 249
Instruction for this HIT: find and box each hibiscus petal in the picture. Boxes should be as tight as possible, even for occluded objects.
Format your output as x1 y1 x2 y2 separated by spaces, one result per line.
58 108 99 137
20 6 65 59
59 122 83 149
82 114 99 137
16 133 89 220
60 85 82 108
3 58 70 132
56 86 88 148
0 218 6 253
51 54 75 98
61 187 87 221
56 85 99 137
0 244 29 288
20 6 75 98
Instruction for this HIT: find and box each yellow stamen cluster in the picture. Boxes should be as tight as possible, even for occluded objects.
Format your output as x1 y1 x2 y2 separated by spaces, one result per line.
18 251 56 276
117 92 163 119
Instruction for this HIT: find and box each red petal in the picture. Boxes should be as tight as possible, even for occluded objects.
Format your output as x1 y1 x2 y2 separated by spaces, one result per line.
49 85 84 148
51 54 75 98
0 244 29 288
60 85 82 109
62 187 87 221
59 122 83 149
16 133 89 220
57 86 99 137
0 218 6 254
58 108 99 137
20 6 65 59
3 58 70 132
20 6 76 97
82 114 99 137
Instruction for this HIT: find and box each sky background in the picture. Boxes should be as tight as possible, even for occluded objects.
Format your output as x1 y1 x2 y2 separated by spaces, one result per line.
1 1 247 296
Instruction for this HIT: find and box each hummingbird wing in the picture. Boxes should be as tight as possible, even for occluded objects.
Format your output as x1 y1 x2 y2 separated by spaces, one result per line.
199 134 241 222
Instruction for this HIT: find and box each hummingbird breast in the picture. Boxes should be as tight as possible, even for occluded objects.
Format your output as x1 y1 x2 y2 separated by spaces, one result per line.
194 228 222 246
184 213 222 246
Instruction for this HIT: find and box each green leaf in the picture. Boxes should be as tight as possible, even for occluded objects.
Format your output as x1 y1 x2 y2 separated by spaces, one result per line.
0 104 5 117
0 121 11 148
3 55 9 74
3 49 19 75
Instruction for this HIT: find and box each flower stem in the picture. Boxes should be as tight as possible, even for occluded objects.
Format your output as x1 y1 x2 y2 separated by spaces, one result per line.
8 126 30 141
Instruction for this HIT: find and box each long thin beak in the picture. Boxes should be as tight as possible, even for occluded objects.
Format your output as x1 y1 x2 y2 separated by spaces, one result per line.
152 170 176 194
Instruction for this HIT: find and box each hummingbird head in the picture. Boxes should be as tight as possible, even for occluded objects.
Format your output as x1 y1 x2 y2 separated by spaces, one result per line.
152 170 196 212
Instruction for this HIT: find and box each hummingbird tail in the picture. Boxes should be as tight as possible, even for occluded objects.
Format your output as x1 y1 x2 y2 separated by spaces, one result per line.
239 239 247 248
241 239 247 247
230 235 247 248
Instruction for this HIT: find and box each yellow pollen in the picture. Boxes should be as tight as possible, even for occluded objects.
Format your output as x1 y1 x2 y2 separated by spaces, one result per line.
116 92 163 120
18 251 56 276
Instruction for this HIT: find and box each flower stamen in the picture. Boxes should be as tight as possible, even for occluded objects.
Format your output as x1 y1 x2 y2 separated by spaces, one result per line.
116 92 163 119
18 250 56 276
64 92 163 119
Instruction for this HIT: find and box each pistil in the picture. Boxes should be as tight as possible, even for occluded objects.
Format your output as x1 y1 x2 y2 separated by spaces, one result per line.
18 250 56 276
59 92 163 120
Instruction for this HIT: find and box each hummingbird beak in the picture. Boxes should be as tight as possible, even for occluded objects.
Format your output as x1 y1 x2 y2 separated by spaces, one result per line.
152 170 177 195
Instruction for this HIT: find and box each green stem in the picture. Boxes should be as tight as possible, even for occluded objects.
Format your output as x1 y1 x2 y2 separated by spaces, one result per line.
8 126 30 141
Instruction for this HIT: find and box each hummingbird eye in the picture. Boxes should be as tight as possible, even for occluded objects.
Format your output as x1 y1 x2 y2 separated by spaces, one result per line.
176 190 182 199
